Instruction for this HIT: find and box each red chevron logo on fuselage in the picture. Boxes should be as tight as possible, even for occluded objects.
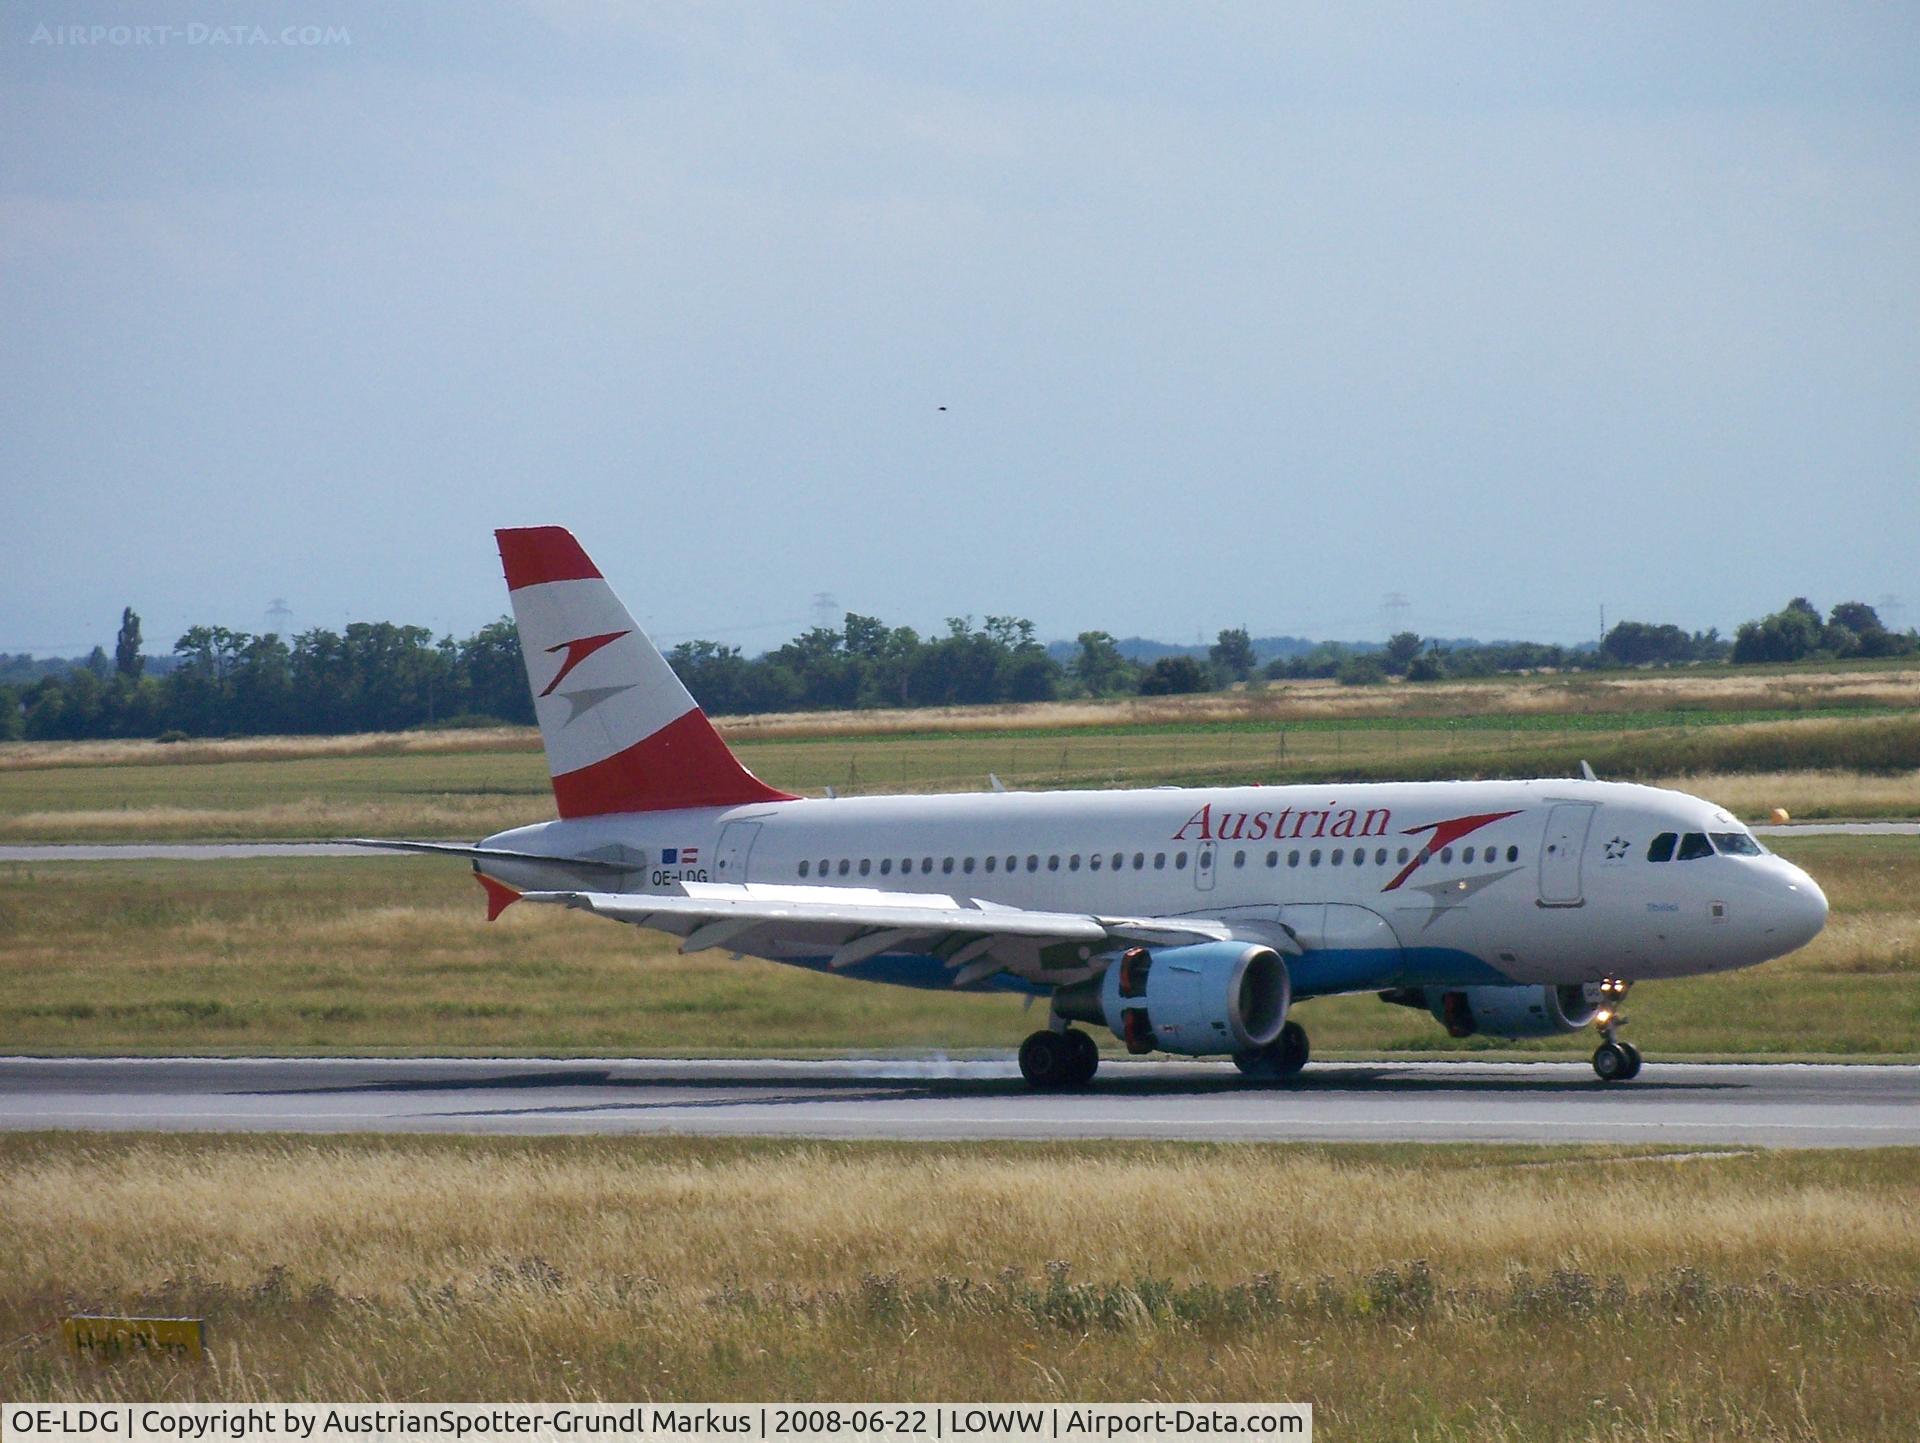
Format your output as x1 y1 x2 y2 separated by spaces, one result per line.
1381 809 1523 892
539 629 630 697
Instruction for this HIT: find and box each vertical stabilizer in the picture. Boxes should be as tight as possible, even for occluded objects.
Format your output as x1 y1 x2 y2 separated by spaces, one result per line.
495 526 797 817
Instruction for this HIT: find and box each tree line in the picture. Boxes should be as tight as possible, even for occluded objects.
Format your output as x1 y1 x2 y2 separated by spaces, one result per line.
3 597 1913 742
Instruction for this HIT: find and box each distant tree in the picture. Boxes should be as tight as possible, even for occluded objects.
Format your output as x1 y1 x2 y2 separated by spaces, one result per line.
1732 602 1823 664
1382 631 1424 675
1138 656 1209 695
1208 627 1256 683
1336 655 1386 687
114 607 143 678
0 683 21 741
1600 620 1696 666
1072 631 1135 697
455 618 535 723
84 645 111 679
1406 650 1445 683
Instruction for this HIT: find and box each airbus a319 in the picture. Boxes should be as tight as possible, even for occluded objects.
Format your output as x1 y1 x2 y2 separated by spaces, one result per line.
363 527 1828 1087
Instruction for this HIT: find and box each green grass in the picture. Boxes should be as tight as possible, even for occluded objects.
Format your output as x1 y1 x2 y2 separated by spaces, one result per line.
3 711 1919 840
4 1133 1917 1435
1 836 1913 1057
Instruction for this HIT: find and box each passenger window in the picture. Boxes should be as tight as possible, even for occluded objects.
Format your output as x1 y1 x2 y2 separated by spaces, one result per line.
1174 851 1188 869
1331 849 1344 865
838 859 850 876
1089 853 1102 871
1309 849 1321 866
1647 833 1677 863
1440 847 1453 863
879 858 892 875
1398 848 1410 864
1112 852 1124 870
1133 852 1145 869
1289 850 1300 867
1506 845 1519 863
1677 832 1713 861
985 855 997 872
963 857 975 873
1007 855 1017 871
1154 853 1166 870
1233 850 1246 867
1049 855 1061 871
1267 850 1279 868
1027 855 1039 872
799 860 810 878
942 857 955 874
859 859 871 876
1068 855 1081 871
1711 832 1763 857
922 857 934 874
1463 846 1476 864
1375 847 1387 864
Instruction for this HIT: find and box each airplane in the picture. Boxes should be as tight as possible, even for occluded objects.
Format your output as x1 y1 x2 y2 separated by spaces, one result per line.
361 526 1830 1087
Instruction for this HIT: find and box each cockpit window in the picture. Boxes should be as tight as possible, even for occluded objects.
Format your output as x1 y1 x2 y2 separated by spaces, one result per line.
1711 832 1763 857
1676 832 1714 861
1647 832 1677 863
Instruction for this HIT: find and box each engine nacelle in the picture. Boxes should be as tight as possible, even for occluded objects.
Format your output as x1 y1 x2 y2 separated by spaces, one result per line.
1056 942 1290 1056
1382 983 1602 1039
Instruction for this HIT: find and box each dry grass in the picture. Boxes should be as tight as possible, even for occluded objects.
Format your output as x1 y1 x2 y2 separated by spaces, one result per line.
6 721 1919 843
1 837 1915 1058
0 728 539 772
2 1133 1916 1435
1656 770 1920 822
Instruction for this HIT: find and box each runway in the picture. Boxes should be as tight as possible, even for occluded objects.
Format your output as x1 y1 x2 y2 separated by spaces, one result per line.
3 1056 1916 1147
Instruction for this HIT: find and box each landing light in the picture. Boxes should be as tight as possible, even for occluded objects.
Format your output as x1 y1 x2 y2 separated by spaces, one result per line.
1595 1009 1613 1024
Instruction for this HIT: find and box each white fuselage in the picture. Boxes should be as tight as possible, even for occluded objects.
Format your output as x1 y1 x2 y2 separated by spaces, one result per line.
483 777 1827 996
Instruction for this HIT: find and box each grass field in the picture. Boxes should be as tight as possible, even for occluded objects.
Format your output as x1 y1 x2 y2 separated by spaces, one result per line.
3 713 1919 841
2 1132 1916 1436
2 836 1913 1057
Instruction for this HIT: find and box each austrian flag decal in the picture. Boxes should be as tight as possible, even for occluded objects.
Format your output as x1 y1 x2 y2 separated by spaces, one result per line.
661 847 699 865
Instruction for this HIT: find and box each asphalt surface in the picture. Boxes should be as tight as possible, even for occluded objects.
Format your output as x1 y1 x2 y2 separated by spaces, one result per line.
3 1056 1915 1147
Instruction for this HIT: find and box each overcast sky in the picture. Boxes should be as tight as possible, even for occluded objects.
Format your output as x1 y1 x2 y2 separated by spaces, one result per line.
4 2 1916 657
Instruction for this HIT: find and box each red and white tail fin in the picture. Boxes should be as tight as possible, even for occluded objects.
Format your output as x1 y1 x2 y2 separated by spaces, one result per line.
495 526 797 818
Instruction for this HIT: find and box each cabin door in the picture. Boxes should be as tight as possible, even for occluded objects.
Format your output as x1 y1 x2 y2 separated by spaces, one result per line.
714 822 762 884
1538 803 1595 907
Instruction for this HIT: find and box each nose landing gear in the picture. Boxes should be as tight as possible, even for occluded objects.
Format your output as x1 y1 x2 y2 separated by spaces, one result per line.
1591 978 1642 1082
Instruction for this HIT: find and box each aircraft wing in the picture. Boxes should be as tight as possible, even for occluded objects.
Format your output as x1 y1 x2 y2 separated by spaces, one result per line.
514 882 1238 988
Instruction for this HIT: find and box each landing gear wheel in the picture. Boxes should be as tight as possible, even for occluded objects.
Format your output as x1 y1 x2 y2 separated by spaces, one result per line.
1592 1040 1633 1082
1064 1028 1100 1087
1619 1041 1643 1080
1233 1020 1311 1082
1019 1030 1075 1090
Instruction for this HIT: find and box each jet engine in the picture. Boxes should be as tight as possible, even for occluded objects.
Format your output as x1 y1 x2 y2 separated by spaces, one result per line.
1379 983 1602 1039
1055 942 1290 1056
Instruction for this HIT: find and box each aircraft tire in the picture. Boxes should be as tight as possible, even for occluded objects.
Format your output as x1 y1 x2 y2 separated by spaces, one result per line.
1592 1040 1633 1082
1233 1020 1310 1082
1619 1042 1643 1079
1018 1030 1073 1089
1063 1029 1099 1087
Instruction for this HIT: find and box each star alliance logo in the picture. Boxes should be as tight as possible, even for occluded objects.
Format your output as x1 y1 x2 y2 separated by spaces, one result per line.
1603 836 1631 861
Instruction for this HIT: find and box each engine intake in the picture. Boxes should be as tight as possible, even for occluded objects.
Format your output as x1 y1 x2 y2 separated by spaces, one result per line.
1380 983 1601 1039
1056 943 1290 1056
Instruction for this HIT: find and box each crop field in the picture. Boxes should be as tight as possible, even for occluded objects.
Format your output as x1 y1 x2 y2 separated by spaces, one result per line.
3 711 1919 842
2 1132 1916 1436
1 836 1913 1057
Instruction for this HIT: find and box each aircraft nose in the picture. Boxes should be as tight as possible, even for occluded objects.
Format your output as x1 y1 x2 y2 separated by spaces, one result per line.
1775 867 1828 950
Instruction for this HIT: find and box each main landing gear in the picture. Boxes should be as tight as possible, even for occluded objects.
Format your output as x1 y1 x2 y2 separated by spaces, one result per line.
1018 1027 1099 1090
1591 978 1642 1082
1233 1020 1311 1082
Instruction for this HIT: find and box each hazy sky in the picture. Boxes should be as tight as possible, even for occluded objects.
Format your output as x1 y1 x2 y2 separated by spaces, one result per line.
4 2 1916 657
